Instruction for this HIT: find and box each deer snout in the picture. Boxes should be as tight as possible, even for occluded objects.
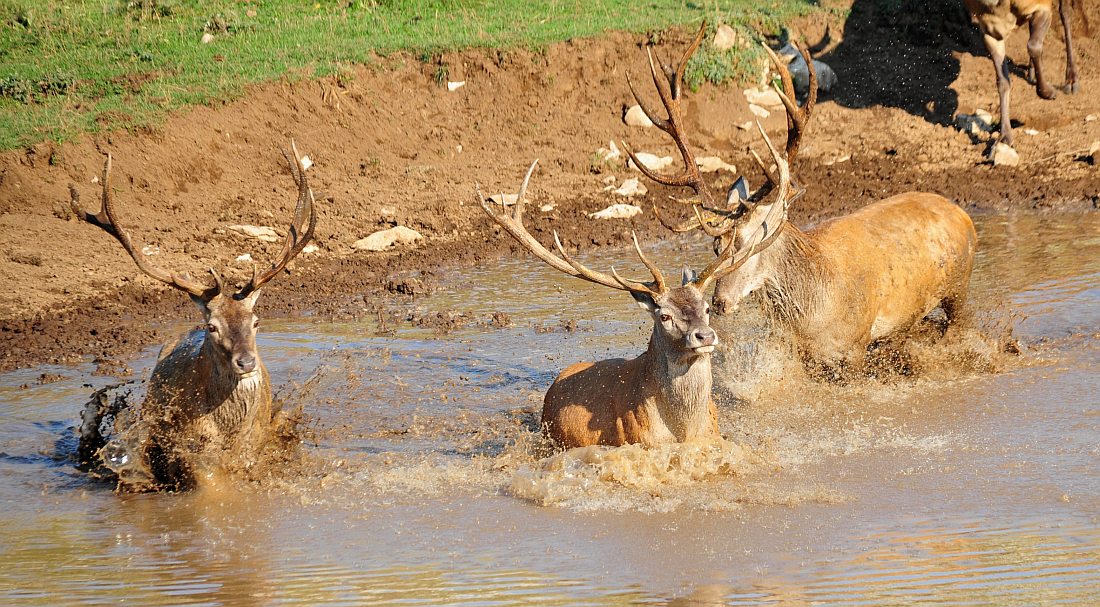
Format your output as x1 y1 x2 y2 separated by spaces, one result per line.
233 354 257 375
712 294 736 316
688 327 719 353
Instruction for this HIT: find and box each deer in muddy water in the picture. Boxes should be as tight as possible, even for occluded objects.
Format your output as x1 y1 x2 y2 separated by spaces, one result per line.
478 147 792 448
71 142 316 491
964 0 1088 146
630 27 977 376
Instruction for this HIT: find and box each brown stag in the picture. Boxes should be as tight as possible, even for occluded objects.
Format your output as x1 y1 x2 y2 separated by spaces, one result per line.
72 142 316 491
630 26 978 376
478 137 792 448
964 0 1088 146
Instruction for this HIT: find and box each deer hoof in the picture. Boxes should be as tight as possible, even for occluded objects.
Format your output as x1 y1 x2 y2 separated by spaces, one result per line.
1037 85 1057 100
1062 81 1079 95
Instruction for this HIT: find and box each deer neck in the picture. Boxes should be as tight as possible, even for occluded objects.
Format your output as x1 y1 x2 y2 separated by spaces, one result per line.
198 334 266 431
753 224 832 324
642 329 714 442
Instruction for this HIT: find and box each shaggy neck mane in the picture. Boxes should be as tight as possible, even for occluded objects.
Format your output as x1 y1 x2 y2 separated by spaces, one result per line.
758 224 835 326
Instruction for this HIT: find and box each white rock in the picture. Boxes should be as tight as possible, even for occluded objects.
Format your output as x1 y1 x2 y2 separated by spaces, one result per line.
611 178 647 197
975 108 993 123
823 154 851 166
487 193 519 207
696 156 736 173
628 152 674 172
989 142 1020 167
447 80 465 92
303 243 319 254
588 204 642 220
235 253 253 263
596 140 622 162
201 33 215 44
624 105 653 127
749 104 770 119
227 225 280 243
713 24 739 51
601 175 617 185
1086 114 1097 122
141 245 160 256
737 121 753 130
299 155 313 171
538 203 556 212
1023 128 1040 136
352 226 423 251
1088 141 1099 164
743 86 781 107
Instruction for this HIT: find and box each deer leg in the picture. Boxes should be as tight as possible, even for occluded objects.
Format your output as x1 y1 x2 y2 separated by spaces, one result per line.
983 34 1014 146
1060 0 1080 94
1028 9 1057 100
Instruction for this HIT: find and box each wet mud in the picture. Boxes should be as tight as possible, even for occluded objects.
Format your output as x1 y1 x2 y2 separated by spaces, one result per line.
1 7 1098 372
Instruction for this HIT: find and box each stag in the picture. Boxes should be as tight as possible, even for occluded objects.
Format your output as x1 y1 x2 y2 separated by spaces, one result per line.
478 149 790 448
630 26 977 375
964 0 1088 146
72 143 316 491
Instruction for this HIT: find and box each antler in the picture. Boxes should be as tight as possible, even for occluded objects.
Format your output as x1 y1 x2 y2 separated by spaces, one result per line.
662 40 818 237
478 160 666 298
751 42 816 201
70 154 217 299
238 140 317 297
623 21 718 208
695 119 793 291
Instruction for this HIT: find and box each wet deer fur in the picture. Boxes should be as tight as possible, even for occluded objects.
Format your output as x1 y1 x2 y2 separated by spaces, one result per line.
479 129 792 448
634 25 977 372
71 142 316 491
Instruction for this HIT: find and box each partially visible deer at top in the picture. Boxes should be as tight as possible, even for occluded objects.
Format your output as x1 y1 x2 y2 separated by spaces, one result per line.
964 0 1089 146
479 108 794 448
629 24 978 376
72 142 316 491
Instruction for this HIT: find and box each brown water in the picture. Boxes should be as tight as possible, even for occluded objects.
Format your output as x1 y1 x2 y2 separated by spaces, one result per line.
2 212 1099 605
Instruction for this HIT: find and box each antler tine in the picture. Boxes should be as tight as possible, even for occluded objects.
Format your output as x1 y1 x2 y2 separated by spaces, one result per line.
624 21 716 206
652 203 700 233
762 42 817 163
629 231 666 293
479 161 664 297
695 120 792 290
70 154 215 299
241 140 318 296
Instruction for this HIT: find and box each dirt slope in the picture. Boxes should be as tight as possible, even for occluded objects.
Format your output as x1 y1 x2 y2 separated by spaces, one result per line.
1 6 1097 372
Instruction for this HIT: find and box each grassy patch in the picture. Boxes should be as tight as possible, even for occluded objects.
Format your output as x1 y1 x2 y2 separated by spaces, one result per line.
0 0 821 150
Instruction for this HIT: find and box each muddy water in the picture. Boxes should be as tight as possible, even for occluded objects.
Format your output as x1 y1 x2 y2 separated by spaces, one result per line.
2 213 1098 605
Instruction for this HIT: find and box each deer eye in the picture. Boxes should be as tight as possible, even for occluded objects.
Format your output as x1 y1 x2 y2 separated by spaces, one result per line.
660 314 672 323
206 323 218 334
253 319 260 329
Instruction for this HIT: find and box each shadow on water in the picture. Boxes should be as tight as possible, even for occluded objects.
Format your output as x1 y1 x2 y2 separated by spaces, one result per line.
818 0 980 124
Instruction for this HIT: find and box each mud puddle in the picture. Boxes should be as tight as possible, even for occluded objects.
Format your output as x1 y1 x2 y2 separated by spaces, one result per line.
1 212 1098 604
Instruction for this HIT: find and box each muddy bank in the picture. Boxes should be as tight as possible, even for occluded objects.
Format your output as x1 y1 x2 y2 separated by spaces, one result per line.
1 7 1098 372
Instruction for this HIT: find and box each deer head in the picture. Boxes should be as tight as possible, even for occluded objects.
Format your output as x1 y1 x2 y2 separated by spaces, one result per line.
70 142 317 376
627 26 816 315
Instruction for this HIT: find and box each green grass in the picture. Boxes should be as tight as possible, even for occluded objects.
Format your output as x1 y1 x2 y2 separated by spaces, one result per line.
0 0 821 151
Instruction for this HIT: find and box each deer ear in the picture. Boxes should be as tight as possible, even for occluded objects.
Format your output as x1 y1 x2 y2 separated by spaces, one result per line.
681 266 698 286
726 176 750 208
630 291 659 312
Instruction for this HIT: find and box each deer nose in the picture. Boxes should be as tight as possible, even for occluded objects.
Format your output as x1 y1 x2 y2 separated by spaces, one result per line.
692 328 717 347
233 354 256 374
